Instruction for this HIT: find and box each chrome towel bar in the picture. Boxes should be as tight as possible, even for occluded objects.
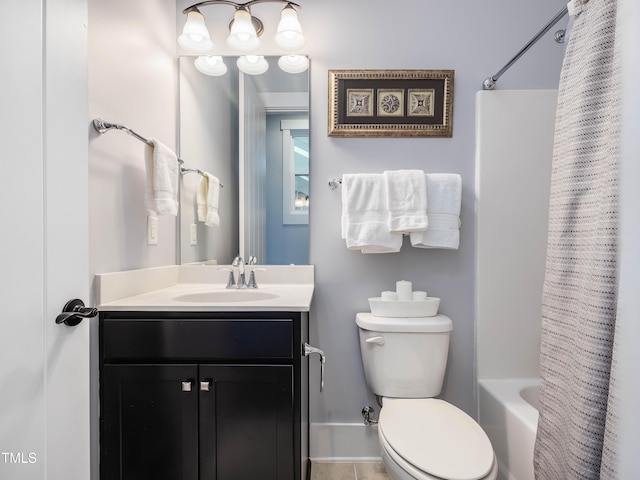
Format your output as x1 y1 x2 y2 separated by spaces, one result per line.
92 117 223 186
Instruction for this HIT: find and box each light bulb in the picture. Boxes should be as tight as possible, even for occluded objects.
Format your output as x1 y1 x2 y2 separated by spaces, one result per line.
237 55 269 75
275 5 305 51
194 56 227 76
226 9 260 53
278 54 309 74
178 9 214 54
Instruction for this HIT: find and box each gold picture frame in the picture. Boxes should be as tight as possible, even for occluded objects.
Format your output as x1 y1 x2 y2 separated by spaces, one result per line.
328 69 454 137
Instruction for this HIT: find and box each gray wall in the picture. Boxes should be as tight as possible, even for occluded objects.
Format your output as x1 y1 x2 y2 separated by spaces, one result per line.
88 0 178 284
303 0 567 430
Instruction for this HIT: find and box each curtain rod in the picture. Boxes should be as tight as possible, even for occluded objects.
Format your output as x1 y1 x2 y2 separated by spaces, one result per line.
482 5 568 90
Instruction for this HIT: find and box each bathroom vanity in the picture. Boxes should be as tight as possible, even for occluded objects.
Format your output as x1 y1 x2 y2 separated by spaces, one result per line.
96 265 315 480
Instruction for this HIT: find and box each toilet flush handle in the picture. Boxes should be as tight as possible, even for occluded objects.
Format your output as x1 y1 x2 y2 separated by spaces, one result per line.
365 336 385 346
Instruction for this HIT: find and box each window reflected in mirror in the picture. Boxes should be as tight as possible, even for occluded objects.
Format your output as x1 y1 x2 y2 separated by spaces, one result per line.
282 119 309 224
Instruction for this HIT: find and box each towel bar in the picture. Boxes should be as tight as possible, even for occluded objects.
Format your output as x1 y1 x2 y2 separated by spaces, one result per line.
328 178 342 190
93 117 223 187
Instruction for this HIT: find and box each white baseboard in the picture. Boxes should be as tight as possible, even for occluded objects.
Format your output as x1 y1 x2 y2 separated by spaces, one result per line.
309 423 382 461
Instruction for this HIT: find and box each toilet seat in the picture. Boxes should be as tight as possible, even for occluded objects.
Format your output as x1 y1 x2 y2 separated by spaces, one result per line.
379 398 495 480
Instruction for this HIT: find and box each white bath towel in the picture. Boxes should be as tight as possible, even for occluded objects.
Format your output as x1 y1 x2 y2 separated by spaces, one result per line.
410 174 462 249
144 139 178 216
384 169 428 233
197 173 220 227
341 173 402 253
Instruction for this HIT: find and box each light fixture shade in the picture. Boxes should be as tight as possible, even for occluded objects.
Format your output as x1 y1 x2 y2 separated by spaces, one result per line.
194 56 228 76
275 5 305 51
226 9 260 53
278 54 309 74
178 10 214 54
237 55 269 75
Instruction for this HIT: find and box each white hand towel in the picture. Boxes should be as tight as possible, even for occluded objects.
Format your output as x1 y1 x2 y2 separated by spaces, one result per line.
144 139 178 216
410 173 462 249
341 173 402 253
197 173 221 227
384 169 428 233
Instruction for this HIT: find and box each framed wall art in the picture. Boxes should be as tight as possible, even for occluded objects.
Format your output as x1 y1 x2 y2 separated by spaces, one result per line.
328 69 454 137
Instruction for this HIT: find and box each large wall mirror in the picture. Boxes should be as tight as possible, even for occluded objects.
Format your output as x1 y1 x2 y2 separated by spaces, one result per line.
178 56 310 265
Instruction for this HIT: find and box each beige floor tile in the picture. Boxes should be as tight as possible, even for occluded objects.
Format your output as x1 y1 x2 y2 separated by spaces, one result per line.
311 462 356 480
355 462 390 480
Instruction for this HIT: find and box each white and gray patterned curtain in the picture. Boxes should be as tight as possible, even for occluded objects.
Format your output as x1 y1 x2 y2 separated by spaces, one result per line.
534 0 621 478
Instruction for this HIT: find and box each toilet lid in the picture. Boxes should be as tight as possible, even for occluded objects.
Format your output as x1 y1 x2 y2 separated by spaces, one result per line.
379 398 494 480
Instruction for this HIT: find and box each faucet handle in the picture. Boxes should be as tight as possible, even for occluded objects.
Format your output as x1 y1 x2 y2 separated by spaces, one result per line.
217 267 236 288
246 268 266 289
232 255 242 267
248 255 257 265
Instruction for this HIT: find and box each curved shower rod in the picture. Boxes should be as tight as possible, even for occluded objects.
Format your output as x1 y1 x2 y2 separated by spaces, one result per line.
482 5 568 90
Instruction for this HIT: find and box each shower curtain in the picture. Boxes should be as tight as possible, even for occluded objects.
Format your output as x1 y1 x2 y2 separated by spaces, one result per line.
534 1 621 479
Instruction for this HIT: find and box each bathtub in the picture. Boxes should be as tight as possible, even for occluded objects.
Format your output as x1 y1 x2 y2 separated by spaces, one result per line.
478 379 539 480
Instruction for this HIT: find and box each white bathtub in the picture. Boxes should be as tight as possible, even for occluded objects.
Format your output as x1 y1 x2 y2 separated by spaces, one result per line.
478 379 539 480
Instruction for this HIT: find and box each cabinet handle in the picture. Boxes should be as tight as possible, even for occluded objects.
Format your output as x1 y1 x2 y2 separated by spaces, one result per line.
181 381 193 392
303 343 326 392
200 380 211 392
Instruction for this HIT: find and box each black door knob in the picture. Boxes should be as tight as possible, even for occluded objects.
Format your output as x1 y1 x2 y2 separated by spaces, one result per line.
55 299 97 326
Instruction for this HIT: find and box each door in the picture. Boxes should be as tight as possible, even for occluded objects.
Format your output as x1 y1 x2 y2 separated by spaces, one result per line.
101 365 199 480
199 365 294 480
0 1 90 479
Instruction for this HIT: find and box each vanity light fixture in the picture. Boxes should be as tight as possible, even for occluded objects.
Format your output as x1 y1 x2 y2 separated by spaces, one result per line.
180 0 307 75
274 3 305 51
226 7 261 52
178 8 215 54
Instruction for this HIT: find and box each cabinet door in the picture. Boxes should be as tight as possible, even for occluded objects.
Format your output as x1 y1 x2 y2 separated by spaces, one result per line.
101 364 199 480
199 365 294 480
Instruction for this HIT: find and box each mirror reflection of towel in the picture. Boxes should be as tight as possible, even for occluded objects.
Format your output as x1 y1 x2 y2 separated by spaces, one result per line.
197 173 220 227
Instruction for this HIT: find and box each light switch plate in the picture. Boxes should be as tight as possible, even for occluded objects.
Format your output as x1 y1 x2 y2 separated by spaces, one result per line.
147 216 158 245
190 224 198 246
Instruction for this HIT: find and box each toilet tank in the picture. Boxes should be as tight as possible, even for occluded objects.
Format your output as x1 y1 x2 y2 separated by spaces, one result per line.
356 313 453 398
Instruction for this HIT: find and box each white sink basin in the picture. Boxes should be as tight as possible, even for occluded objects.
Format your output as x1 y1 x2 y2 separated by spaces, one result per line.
173 290 280 303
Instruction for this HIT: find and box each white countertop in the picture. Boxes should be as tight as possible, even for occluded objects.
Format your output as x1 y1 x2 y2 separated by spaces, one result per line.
95 265 314 312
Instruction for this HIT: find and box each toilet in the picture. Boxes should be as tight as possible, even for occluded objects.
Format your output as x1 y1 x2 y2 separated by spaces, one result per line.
356 313 497 480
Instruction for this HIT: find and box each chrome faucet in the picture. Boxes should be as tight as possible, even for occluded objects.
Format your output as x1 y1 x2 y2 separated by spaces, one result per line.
232 255 246 288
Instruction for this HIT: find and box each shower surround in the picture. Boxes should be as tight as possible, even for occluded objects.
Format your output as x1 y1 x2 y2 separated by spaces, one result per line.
475 89 558 480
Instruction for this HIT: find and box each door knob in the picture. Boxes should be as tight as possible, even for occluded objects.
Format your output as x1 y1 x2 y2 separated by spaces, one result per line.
55 299 97 326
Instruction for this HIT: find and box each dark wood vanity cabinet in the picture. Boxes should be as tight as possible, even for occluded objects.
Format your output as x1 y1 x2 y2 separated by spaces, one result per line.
99 311 309 480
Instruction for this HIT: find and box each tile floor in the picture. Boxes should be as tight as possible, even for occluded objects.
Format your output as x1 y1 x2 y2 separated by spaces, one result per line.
310 461 390 480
